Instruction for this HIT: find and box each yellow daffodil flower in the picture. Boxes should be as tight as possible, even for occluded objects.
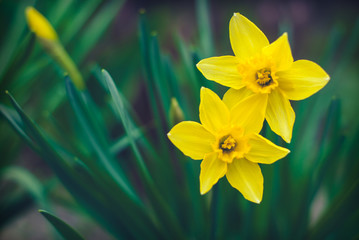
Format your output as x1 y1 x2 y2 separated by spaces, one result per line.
196 13 330 143
167 87 290 203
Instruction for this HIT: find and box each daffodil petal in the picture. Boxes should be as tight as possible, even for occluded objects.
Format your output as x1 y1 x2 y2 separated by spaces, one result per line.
245 133 290 164
200 152 227 195
167 121 215 160
263 32 293 71
200 87 230 134
230 93 268 134
266 89 295 143
230 13 269 60
223 87 254 109
277 60 330 100
196 56 244 89
226 158 263 203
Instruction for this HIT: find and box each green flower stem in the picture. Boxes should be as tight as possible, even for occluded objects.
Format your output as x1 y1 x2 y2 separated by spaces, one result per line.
41 39 85 90
102 69 185 238
210 184 219 240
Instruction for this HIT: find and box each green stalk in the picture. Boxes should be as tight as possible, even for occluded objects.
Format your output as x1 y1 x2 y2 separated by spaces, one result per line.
43 40 84 90
102 69 186 238
196 0 214 57
210 184 219 240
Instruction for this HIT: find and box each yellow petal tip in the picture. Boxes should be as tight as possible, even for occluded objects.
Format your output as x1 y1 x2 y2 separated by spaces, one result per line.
196 62 203 72
167 132 173 140
200 188 208 195
25 6 34 14
247 196 261 204
251 195 262 204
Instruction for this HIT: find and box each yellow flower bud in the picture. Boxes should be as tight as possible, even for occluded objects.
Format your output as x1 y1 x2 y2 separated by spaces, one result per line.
169 98 184 126
25 7 85 90
25 7 58 41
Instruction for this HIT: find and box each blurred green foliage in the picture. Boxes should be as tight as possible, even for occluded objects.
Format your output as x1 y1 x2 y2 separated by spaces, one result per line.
1 0 359 239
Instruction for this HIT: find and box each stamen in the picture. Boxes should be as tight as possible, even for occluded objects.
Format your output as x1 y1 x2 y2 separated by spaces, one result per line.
219 135 237 152
256 68 273 87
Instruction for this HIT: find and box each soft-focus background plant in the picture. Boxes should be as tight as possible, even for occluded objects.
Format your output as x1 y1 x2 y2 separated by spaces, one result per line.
1 0 358 239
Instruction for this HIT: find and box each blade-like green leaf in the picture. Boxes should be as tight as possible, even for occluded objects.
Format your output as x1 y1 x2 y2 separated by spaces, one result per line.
0 1 35 81
149 34 171 118
102 69 152 183
65 78 141 204
196 0 214 57
0 103 37 151
1 167 47 207
307 178 359 239
102 69 185 239
61 0 102 44
110 127 143 155
138 11 172 155
39 209 85 240
5 92 154 238
71 0 125 63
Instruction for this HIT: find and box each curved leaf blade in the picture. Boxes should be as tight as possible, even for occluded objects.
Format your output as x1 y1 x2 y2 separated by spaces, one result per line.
39 210 85 240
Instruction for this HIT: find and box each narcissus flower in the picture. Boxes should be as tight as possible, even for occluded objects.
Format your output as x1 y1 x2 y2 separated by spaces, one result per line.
197 13 330 143
167 87 289 203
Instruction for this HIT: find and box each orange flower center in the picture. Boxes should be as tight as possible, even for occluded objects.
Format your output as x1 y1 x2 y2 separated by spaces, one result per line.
237 54 278 94
214 128 251 163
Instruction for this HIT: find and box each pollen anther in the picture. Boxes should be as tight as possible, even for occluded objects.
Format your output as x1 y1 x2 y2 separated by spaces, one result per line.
220 135 237 152
256 68 272 87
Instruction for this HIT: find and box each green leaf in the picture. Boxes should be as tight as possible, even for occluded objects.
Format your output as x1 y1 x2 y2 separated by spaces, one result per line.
335 17 359 73
307 178 359 239
102 69 185 239
3 92 132 238
0 166 53 228
65 78 141 205
71 0 125 63
0 103 37 151
0 1 34 82
0 167 47 206
39 210 85 240
149 34 171 118
61 0 103 44
102 69 152 184
65 78 161 239
110 127 143 155
138 11 171 154
196 0 214 57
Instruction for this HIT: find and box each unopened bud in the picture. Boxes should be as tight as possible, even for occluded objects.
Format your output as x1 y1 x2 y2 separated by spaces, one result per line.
25 7 85 90
25 7 58 41
169 98 184 126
